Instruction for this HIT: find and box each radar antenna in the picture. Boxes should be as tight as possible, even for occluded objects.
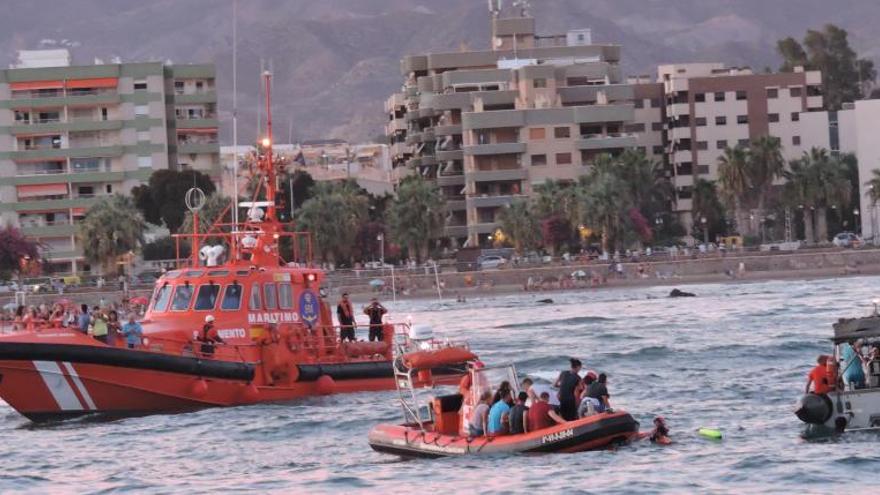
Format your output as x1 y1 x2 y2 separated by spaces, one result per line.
512 0 530 16
487 0 502 17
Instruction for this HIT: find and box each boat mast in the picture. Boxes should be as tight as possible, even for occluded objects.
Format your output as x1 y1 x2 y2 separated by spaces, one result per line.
261 70 276 222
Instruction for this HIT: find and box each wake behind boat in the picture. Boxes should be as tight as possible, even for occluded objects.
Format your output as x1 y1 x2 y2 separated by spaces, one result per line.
0 72 473 422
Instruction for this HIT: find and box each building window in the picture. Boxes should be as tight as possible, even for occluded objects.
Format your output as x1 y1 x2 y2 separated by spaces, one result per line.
533 78 547 89
715 116 727 126
738 138 750 146
137 130 150 142
624 123 646 133
137 156 152 168
790 87 802 97
105 184 112 194
134 81 147 91
553 126 570 139
634 99 644 109
697 164 710 175
791 112 800 122
767 88 778 99
174 80 185 95
792 135 801 146
696 141 708 150
651 122 664 132
737 115 749 124
736 90 747 100
531 154 547 166
695 117 707 127
135 105 149 116
714 92 725 102
555 152 572 165
716 140 728 150
101 108 108 121
652 145 664 154
768 113 780 123
650 98 661 108
694 93 705 103
528 127 545 140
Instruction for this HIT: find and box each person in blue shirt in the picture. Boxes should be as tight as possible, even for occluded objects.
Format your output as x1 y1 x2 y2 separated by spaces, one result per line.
121 315 144 349
77 304 91 334
487 389 513 435
841 340 866 388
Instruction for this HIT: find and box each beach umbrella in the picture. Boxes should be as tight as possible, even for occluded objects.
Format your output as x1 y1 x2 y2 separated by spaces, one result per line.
369 279 385 287
130 296 149 306
571 270 587 279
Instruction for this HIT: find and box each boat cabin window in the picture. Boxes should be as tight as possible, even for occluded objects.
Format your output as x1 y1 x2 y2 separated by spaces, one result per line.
163 271 181 280
171 284 194 311
236 270 250 276
183 270 204 277
207 270 229 277
264 283 278 310
194 283 220 310
278 283 293 309
152 285 172 312
221 283 243 311
249 283 262 310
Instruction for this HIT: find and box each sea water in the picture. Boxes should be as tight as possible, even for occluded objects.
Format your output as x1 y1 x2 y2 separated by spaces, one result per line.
2 276 879 494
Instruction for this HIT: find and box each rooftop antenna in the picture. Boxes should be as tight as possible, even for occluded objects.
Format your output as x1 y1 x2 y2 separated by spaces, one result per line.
487 0 502 17
512 0 530 16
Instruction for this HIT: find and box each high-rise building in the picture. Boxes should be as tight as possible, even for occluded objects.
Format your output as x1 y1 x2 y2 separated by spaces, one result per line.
658 63 823 226
0 53 218 273
386 10 654 248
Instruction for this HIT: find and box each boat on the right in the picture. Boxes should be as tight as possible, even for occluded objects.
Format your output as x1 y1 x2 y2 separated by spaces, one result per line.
796 304 880 432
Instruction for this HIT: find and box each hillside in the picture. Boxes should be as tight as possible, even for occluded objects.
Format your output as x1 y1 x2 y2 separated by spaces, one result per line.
0 0 877 143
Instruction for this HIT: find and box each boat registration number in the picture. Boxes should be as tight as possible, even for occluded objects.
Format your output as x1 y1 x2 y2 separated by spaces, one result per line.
542 428 574 444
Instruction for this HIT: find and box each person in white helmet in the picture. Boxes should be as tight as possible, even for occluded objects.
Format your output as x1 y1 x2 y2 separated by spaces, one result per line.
198 315 224 357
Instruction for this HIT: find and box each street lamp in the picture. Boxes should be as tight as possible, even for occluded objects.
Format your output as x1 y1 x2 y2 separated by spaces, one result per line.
854 208 861 235
377 233 385 269
701 216 708 247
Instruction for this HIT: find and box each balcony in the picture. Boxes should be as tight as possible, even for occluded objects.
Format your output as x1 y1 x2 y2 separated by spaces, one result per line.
387 118 407 134
463 142 526 156
572 103 634 124
444 225 468 237
173 91 217 104
467 194 525 209
470 168 526 182
462 110 525 130
436 174 465 186
434 124 462 136
20 222 76 237
178 142 219 154
6 92 121 110
445 198 467 211
469 222 498 235
575 134 638 151
176 118 219 130
10 119 123 135
436 149 463 161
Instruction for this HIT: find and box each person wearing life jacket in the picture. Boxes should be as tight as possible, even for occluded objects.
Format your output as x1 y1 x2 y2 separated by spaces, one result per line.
806 355 833 395
337 293 356 342
199 315 224 357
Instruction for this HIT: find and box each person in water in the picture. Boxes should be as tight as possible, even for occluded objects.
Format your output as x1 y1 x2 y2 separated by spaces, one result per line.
650 417 671 444
487 389 513 435
841 340 866 389
805 355 833 394
199 315 224 356
508 391 529 435
526 391 566 432
555 358 583 420
468 391 492 437
337 293 356 342
363 298 387 342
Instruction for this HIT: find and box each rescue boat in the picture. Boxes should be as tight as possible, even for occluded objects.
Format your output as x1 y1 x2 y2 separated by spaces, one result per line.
368 357 641 457
0 72 473 422
795 306 880 432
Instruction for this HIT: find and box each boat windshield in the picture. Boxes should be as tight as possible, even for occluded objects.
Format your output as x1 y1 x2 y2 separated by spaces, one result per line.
171 284 194 311
152 285 172 312
471 365 519 404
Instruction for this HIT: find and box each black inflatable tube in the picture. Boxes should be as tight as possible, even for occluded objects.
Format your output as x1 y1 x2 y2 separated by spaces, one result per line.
0 343 255 381
296 362 467 382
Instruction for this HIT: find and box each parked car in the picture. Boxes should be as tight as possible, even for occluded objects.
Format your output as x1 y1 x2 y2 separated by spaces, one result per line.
832 232 862 248
478 255 507 270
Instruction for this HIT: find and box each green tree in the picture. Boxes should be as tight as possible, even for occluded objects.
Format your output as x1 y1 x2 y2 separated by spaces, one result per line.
691 179 728 241
296 182 368 264
497 200 540 254
133 169 216 233
717 146 752 235
616 149 672 216
388 175 444 262
783 156 818 243
777 25 877 109
532 180 581 228
579 155 631 252
748 136 786 215
0 227 41 280
810 149 853 242
77 195 145 274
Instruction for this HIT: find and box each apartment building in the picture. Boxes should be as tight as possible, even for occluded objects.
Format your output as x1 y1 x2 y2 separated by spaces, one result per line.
658 63 823 224
386 12 659 248
0 53 218 273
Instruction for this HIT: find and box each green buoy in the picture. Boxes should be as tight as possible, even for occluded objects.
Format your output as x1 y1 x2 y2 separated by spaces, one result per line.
698 427 722 440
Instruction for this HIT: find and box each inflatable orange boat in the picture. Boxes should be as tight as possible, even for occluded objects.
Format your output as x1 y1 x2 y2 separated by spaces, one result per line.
368 360 641 457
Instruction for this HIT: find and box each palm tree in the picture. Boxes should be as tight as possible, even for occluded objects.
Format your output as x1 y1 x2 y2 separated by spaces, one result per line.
497 200 540 254
783 156 818 244
532 179 580 227
810 149 852 242
616 149 672 214
77 195 145 274
748 136 785 215
388 175 444 261
717 145 751 236
579 164 630 253
296 182 369 263
691 179 727 241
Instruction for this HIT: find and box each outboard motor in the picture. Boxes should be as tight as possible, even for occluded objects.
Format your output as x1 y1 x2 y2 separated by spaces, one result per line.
795 393 833 424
